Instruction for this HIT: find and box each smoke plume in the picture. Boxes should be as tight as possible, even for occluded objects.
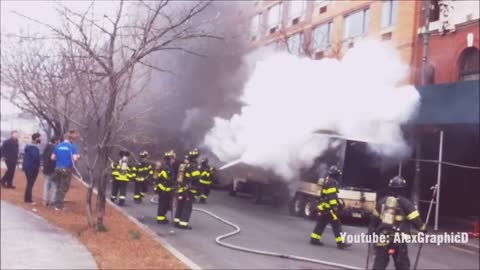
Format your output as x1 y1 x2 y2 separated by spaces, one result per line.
204 40 421 180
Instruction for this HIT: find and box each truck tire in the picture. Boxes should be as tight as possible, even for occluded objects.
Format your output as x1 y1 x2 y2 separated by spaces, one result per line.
304 199 316 220
289 194 305 217
228 182 237 197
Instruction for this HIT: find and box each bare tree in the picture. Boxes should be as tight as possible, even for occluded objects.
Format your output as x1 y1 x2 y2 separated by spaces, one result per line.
1 39 79 137
7 0 220 230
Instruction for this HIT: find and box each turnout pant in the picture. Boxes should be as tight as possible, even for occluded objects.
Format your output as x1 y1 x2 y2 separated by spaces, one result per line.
310 210 343 245
372 243 410 270
174 190 196 227
24 169 39 202
156 190 172 222
199 184 211 202
111 180 128 205
133 180 148 202
2 160 17 187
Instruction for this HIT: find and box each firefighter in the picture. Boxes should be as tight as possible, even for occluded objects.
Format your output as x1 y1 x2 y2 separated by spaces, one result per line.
369 176 427 270
154 151 175 224
174 148 201 230
132 150 153 203
110 151 134 206
198 158 213 204
310 165 351 249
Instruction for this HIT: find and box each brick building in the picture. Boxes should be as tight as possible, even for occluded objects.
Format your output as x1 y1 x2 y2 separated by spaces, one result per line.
249 0 421 82
415 0 479 84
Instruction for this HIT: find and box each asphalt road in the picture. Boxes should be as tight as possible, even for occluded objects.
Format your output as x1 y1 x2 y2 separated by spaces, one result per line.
119 187 479 270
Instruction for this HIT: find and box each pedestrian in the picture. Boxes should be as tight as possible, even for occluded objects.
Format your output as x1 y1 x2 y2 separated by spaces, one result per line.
1 130 20 189
368 176 427 270
310 165 351 249
22 133 42 204
51 130 80 211
43 137 59 206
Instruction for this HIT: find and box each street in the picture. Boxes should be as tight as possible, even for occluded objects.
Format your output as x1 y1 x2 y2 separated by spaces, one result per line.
120 188 479 270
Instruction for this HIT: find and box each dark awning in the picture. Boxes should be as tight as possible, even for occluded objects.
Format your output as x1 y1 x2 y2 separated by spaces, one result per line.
414 80 479 125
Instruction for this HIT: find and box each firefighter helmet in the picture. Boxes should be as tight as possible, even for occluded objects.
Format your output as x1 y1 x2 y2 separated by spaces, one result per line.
119 150 130 157
388 176 407 189
188 148 200 158
139 150 148 158
328 165 342 178
169 150 176 159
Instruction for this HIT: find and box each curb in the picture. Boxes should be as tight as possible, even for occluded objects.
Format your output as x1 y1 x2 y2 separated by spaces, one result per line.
75 177 202 270
451 242 480 254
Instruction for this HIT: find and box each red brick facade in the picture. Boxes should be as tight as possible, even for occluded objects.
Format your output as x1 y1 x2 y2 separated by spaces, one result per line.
414 22 479 84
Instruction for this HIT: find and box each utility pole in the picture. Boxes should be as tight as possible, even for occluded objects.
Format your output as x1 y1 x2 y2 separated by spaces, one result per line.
413 0 432 208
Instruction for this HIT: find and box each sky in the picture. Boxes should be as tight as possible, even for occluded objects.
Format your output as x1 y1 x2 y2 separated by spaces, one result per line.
0 0 118 116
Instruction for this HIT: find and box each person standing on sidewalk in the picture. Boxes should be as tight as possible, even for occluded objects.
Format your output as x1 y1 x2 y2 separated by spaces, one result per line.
22 133 42 204
51 130 80 211
1 130 20 189
42 137 59 206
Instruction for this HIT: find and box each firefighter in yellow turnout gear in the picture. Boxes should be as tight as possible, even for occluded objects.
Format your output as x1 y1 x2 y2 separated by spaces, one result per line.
198 158 213 204
110 151 135 206
155 151 175 224
369 176 427 270
174 149 201 230
310 165 351 249
132 150 153 204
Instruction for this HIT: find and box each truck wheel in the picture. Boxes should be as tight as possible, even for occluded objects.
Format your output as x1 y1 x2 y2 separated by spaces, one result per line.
289 195 305 217
228 182 237 197
304 200 316 220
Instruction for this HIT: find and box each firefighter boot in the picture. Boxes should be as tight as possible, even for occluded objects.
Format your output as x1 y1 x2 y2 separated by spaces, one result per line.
310 239 324 246
337 242 352 250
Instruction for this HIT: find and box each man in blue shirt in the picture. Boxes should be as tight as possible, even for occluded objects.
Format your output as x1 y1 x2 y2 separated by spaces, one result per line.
22 133 41 204
51 130 80 211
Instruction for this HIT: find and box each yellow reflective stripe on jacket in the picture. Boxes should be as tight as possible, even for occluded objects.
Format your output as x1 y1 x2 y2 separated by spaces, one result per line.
157 216 166 221
329 199 338 205
322 187 337 194
157 183 172 192
185 172 191 178
191 170 200 177
407 210 420 220
395 215 404 221
159 171 168 179
335 236 343 242
311 233 321 239
199 179 212 185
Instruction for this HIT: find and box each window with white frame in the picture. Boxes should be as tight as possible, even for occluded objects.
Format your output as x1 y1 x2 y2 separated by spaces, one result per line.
288 0 307 21
343 8 370 39
287 32 304 55
312 21 333 50
267 3 283 29
251 13 262 36
381 0 398 29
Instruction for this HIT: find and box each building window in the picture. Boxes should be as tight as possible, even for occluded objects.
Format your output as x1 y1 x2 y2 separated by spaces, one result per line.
251 14 262 37
343 8 370 39
312 21 333 50
288 0 306 21
287 32 304 55
267 3 283 30
381 0 398 28
459 47 480 81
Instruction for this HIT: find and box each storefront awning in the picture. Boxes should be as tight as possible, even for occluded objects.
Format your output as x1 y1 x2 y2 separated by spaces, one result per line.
414 80 479 125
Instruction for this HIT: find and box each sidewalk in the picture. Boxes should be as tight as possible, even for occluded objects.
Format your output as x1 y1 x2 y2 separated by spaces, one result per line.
0 201 97 269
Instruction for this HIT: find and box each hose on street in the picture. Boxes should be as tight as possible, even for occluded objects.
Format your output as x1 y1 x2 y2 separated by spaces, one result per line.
150 196 361 270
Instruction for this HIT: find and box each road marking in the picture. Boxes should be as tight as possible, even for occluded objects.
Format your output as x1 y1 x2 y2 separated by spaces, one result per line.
449 245 479 255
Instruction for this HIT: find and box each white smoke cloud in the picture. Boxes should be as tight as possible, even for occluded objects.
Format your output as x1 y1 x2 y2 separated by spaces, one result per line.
204 39 420 180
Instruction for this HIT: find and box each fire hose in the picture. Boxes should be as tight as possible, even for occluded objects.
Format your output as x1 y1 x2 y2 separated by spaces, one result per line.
150 196 361 270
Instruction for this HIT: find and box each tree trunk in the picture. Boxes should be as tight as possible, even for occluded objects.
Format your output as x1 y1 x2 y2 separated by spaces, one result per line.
85 169 95 227
95 148 110 231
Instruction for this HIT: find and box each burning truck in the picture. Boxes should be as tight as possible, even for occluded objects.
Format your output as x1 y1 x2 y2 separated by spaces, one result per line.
218 138 380 221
